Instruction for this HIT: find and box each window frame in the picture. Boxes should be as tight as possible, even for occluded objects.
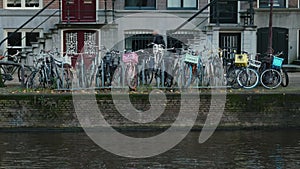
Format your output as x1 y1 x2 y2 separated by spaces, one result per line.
4 0 43 9
167 0 198 10
210 0 238 24
5 29 42 54
124 0 156 10
257 0 288 8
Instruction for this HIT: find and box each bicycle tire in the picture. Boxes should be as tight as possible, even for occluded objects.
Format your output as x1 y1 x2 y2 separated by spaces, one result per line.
63 69 73 89
17 66 32 83
26 71 43 89
126 64 137 89
95 66 103 88
237 68 259 89
143 68 154 85
227 67 241 89
111 66 122 87
182 63 192 88
280 69 289 87
260 69 282 89
0 66 7 84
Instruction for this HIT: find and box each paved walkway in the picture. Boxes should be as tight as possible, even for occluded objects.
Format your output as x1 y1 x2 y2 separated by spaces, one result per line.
0 72 300 95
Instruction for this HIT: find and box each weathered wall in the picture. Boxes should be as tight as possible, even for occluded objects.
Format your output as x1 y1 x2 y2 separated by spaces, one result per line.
0 93 299 130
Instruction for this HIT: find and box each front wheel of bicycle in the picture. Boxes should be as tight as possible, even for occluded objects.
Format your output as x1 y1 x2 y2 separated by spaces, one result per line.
237 68 259 89
260 69 282 89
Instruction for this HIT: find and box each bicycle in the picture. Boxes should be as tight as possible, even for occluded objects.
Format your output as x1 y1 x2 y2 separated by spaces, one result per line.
235 52 260 89
259 52 287 89
0 50 32 85
95 49 120 88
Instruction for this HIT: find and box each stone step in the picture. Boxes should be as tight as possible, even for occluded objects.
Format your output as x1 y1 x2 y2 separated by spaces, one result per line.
291 60 300 65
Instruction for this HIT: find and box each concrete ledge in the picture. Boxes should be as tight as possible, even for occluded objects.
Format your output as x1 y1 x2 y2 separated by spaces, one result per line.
0 93 299 130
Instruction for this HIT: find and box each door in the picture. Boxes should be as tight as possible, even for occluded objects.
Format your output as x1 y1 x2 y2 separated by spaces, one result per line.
257 27 289 63
63 30 98 67
62 0 96 22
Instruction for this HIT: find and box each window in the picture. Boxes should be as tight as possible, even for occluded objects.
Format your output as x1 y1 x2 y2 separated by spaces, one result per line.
6 30 41 55
219 33 241 54
210 0 238 24
125 31 153 51
5 0 41 8
167 0 197 9
125 0 156 10
258 0 286 8
167 31 195 49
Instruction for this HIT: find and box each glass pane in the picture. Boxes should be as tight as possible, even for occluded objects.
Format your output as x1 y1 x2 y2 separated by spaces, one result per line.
7 0 21 7
125 0 155 8
8 32 22 47
183 0 197 8
168 0 181 7
259 0 285 8
26 0 40 7
26 32 40 46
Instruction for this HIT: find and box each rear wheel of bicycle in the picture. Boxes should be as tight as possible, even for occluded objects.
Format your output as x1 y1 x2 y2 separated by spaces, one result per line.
237 68 259 89
260 69 282 89
280 69 289 87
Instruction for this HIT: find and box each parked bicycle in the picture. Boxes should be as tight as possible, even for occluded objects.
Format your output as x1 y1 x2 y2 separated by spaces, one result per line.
258 51 288 89
0 50 32 84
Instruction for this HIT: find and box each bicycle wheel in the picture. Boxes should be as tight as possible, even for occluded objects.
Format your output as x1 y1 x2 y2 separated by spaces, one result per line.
280 69 289 87
126 64 137 90
111 66 122 87
143 68 154 85
26 71 43 89
0 66 7 84
260 69 282 89
62 69 73 89
182 63 192 88
226 67 241 89
17 66 32 83
95 66 104 88
237 68 259 89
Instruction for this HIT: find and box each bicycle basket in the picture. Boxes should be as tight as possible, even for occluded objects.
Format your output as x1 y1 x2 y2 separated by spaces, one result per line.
184 53 199 64
272 56 284 68
234 54 248 67
248 59 261 69
122 52 139 64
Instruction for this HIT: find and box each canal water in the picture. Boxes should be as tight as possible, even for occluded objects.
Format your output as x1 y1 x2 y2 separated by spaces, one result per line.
0 130 299 168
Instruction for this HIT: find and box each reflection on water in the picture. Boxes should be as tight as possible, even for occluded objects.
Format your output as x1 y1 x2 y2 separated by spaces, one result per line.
0 130 299 168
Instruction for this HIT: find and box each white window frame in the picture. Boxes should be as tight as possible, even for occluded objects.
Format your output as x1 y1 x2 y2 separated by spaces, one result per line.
4 29 43 50
257 0 288 8
167 0 198 9
4 0 43 9
296 29 300 59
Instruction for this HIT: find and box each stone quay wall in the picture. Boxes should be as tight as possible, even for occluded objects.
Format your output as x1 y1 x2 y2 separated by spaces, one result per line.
0 93 299 131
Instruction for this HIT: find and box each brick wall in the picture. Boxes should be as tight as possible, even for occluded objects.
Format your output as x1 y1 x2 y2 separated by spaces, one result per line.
0 93 299 130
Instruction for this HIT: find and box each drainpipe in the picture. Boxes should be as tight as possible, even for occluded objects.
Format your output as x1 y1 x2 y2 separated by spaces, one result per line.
267 0 273 54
